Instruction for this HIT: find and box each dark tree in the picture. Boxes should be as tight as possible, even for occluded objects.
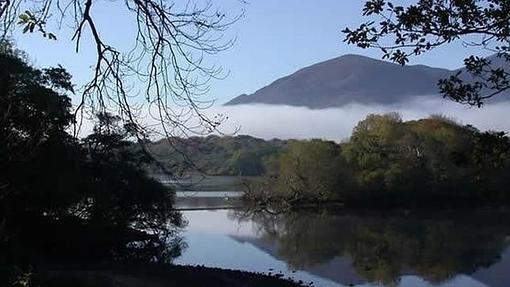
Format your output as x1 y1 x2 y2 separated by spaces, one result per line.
0 43 185 284
0 41 77 215
344 0 510 106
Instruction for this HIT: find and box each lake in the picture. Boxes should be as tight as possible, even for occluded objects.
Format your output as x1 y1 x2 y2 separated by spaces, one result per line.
174 192 510 287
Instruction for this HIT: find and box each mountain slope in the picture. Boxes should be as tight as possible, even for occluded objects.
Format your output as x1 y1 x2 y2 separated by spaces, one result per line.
224 54 452 108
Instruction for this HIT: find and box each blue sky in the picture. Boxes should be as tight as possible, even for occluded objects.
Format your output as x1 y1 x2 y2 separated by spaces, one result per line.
13 0 493 105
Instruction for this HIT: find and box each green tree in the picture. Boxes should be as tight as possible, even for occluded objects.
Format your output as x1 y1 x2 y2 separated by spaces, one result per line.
228 150 265 176
343 113 423 192
341 113 493 206
269 139 351 203
406 115 474 185
471 130 510 201
149 135 287 176
244 113 510 208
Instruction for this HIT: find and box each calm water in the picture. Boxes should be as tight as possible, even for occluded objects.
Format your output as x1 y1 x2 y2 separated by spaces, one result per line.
173 193 510 287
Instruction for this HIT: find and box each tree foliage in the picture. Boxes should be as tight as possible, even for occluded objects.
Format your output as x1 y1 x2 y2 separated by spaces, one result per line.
0 43 184 285
0 41 77 214
265 140 352 204
250 113 510 208
149 135 287 176
344 0 510 106
343 113 417 190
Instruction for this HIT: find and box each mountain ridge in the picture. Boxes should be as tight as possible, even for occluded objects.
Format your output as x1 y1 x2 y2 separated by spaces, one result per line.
224 54 455 108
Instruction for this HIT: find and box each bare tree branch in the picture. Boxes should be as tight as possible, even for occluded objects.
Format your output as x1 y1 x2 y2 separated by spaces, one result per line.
1 0 244 177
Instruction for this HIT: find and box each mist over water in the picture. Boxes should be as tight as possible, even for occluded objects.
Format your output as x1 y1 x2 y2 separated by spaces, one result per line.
216 96 510 141
76 96 509 140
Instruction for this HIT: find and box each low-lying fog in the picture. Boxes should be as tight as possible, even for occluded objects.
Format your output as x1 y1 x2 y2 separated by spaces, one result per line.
215 96 510 141
77 96 509 141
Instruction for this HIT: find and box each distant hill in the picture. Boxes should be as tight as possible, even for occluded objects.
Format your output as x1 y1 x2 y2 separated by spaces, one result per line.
148 135 287 176
456 54 510 101
225 54 452 108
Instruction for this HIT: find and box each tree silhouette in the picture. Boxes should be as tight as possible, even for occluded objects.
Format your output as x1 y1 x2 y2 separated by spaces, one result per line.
0 0 242 141
344 0 510 106
0 43 185 285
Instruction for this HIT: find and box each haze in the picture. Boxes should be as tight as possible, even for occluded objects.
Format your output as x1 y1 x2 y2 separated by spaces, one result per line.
215 98 510 141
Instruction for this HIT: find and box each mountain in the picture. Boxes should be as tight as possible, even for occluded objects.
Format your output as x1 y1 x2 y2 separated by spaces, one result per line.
231 235 368 286
224 54 453 108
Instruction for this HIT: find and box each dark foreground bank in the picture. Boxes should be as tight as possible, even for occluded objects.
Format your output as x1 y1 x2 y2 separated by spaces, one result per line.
41 264 306 287
1 213 305 287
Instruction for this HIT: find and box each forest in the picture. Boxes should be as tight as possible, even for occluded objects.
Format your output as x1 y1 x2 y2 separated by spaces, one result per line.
148 135 287 176
147 111 510 208
244 113 510 208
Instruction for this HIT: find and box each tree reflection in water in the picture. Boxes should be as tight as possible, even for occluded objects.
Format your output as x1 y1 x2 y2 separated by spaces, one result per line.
230 209 510 286
0 210 186 285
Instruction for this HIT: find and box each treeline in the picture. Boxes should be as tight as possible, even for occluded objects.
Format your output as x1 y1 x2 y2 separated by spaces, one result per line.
148 135 287 176
246 113 510 208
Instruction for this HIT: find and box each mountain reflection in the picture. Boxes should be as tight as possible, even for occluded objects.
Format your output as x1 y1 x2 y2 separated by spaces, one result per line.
229 209 510 286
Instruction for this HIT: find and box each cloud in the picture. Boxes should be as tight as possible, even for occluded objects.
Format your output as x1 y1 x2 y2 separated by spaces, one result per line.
213 97 510 141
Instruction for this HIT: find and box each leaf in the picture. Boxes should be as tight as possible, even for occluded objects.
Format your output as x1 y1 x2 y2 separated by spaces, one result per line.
19 14 29 22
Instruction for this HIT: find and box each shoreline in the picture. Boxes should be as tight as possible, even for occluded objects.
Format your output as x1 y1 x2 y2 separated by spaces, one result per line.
43 264 307 287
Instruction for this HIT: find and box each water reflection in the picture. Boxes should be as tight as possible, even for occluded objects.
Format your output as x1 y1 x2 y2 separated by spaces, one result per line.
176 204 510 287
175 191 243 210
